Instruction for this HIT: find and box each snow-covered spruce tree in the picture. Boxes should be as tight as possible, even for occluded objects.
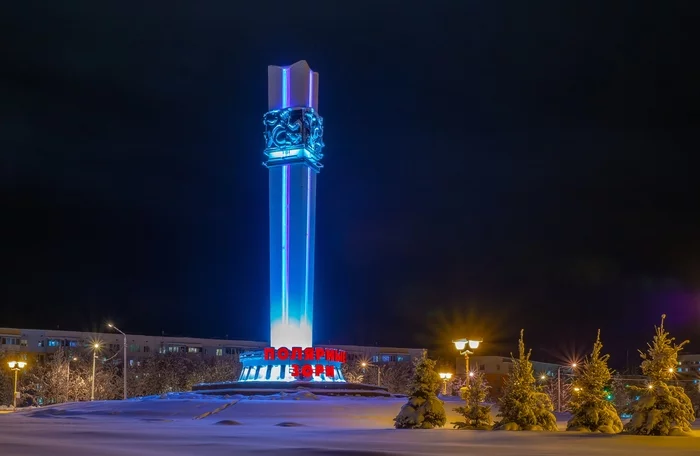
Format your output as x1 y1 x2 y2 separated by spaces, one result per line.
452 371 493 430
494 330 557 431
624 314 695 436
566 330 623 433
394 355 446 429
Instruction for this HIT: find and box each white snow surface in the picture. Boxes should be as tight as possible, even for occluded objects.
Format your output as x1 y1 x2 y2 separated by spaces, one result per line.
0 392 697 455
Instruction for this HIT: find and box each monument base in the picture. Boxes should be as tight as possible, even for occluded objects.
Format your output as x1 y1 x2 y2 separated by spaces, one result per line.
191 381 391 397
238 349 346 382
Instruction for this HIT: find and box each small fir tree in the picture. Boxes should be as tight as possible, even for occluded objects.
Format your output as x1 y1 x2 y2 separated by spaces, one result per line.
394 355 446 429
452 371 493 430
494 330 558 431
566 330 623 433
624 314 695 436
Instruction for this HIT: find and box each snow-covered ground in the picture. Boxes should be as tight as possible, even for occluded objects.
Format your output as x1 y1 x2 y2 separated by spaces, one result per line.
0 392 697 455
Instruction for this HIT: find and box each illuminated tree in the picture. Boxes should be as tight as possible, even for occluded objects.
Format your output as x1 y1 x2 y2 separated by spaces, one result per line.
624 314 695 435
566 330 623 433
452 371 493 430
380 362 414 395
394 355 446 429
0 350 15 406
341 361 365 384
494 330 557 431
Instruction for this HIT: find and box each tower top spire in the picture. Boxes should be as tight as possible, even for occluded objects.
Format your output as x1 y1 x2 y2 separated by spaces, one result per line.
267 60 319 112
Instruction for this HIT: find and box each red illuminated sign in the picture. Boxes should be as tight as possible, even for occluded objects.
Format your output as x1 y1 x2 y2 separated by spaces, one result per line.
263 347 346 378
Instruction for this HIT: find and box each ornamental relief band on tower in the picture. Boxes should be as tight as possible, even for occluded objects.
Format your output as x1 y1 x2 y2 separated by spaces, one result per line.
263 107 325 158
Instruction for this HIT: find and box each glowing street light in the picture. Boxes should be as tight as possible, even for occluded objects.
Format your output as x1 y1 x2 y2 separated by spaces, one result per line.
452 338 482 381
7 361 26 408
90 342 101 401
557 363 577 413
360 361 381 387
439 372 453 395
107 323 128 400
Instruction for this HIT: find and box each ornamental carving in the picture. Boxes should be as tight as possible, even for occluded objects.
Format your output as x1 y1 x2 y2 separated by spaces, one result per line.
263 108 325 157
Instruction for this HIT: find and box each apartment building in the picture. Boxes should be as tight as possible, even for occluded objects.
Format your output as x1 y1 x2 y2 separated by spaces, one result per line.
0 327 424 367
456 355 566 398
678 353 700 379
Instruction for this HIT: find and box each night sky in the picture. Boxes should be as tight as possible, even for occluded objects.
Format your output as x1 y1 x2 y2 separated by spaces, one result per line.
2 2 699 367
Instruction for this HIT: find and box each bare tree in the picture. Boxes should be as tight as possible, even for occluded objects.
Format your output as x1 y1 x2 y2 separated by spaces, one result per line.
380 362 414 395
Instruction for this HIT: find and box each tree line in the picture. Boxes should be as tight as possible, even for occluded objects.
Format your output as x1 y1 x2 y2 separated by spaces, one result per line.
0 349 240 406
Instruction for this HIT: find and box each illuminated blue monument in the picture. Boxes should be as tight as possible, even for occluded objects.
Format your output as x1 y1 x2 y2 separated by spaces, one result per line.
193 61 388 393
264 61 323 350
235 60 345 383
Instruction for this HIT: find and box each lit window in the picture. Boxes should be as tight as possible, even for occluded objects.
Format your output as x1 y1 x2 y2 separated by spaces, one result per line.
396 356 404 362
68 341 79 347
48 339 61 347
20 339 27 347
216 349 223 356
129 344 141 352
381 355 390 363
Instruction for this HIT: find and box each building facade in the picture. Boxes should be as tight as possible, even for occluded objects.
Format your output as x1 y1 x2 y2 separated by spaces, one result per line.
678 353 700 379
456 355 568 398
0 327 424 369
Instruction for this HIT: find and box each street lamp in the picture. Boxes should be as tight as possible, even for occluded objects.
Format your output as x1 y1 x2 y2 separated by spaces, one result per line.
108 323 128 400
90 343 100 401
361 361 382 387
439 372 453 395
66 356 78 402
7 361 26 408
453 338 482 380
557 363 577 413
66 356 78 382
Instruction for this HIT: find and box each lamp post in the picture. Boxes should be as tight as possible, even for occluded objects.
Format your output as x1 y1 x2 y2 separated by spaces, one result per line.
108 323 128 400
439 372 453 395
557 363 577 413
453 338 482 383
66 356 78 382
90 343 100 401
7 361 26 408
66 357 77 402
361 362 381 387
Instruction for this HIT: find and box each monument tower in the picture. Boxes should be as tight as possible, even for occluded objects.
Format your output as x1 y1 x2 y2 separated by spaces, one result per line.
234 60 346 383
264 60 323 350
194 62 387 392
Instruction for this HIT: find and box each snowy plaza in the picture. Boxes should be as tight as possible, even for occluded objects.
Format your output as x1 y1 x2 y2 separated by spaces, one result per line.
0 393 697 456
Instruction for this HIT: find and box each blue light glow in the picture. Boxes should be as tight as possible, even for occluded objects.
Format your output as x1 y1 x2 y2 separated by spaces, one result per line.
243 61 334 381
282 68 289 108
281 164 288 327
304 166 311 325
308 70 313 108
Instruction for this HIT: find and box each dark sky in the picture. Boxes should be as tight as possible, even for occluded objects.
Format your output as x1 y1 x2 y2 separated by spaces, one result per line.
2 2 699 367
